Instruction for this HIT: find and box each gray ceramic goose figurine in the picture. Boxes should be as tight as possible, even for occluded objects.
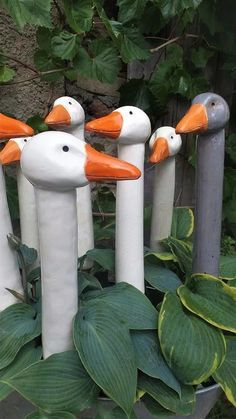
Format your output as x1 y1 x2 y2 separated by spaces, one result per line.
176 93 229 277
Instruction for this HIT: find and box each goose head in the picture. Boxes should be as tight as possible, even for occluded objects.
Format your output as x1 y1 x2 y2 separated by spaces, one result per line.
21 131 141 191
0 137 29 165
85 106 151 145
0 114 34 142
176 93 229 135
149 126 182 164
44 96 85 130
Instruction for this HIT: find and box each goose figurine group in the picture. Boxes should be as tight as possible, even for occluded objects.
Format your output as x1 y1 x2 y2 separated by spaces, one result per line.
0 91 229 359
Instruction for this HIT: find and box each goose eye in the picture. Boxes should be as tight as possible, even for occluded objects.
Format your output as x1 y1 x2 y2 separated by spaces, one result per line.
211 102 216 107
24 139 27 142
170 136 174 139
69 101 72 105
129 111 133 115
62 146 69 152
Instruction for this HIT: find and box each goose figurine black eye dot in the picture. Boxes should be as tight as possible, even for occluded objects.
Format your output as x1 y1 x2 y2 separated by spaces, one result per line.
86 106 152 293
45 96 93 269
0 115 34 309
149 127 182 251
20 131 140 358
176 93 230 276
0 137 39 264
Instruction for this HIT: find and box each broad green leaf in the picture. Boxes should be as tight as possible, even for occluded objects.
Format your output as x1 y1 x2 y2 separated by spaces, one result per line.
34 50 64 82
95 406 137 419
63 0 94 33
145 251 175 261
0 304 41 369
26 411 76 418
157 0 203 19
27 116 48 134
51 32 80 60
19 243 38 267
0 65 15 82
178 274 236 332
213 336 236 407
86 248 115 271
6 351 99 413
2 0 52 29
171 207 194 239
74 301 137 416
144 264 182 292
0 342 42 401
119 79 154 114
164 236 192 276
142 394 174 417
191 47 214 68
138 373 195 415
78 272 102 296
74 40 121 84
36 27 53 53
131 331 181 395
219 255 236 280
118 26 150 63
159 293 226 384
5 172 19 220
118 0 147 23
83 282 158 329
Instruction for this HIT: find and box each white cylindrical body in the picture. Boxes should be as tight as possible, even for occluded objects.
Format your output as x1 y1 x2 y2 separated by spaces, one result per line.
116 143 145 293
35 188 78 359
17 166 40 260
0 166 23 309
150 157 175 251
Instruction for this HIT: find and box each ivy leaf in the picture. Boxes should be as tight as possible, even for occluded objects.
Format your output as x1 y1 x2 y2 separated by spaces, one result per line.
34 50 65 81
63 0 94 33
117 0 147 23
191 47 214 69
140 3 166 35
119 79 155 114
157 0 203 19
1 0 52 29
0 65 15 82
74 40 121 84
51 31 80 60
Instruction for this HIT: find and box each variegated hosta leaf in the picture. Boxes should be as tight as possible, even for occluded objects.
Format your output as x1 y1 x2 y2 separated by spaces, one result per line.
171 207 194 240
178 274 236 332
159 292 226 384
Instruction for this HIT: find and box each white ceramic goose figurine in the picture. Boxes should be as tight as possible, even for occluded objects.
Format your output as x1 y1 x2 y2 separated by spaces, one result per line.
20 131 140 358
86 106 151 293
0 114 34 309
149 127 182 251
0 137 39 261
44 97 94 268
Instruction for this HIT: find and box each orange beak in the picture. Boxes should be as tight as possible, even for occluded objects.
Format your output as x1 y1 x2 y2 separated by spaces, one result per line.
0 140 21 165
0 114 34 140
85 112 123 139
149 137 169 164
176 103 208 134
85 144 141 181
44 105 71 127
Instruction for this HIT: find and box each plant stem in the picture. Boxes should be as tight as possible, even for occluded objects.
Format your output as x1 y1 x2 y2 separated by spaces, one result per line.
0 53 38 73
150 34 199 53
1 67 67 85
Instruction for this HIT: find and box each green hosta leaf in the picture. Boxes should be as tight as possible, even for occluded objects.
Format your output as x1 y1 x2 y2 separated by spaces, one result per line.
171 207 194 239
164 236 193 276
83 282 158 329
94 406 137 419
145 251 175 261
86 248 115 271
159 292 225 385
191 47 214 68
178 274 236 332
51 32 80 60
0 342 42 402
19 243 38 267
74 40 121 84
6 351 99 413
5 172 19 220
74 301 137 416
0 304 41 369
78 272 102 296
144 264 181 292
131 331 181 395
219 255 236 280
0 65 15 82
63 0 94 33
34 50 65 81
213 336 236 407
142 394 174 417
118 0 147 23
2 0 52 29
157 0 203 19
138 373 195 415
26 411 76 418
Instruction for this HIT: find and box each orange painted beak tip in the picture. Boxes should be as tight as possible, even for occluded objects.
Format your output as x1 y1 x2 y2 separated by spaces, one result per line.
0 141 21 165
149 137 169 164
85 112 123 139
0 114 34 139
44 105 71 126
85 144 141 182
176 103 208 134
